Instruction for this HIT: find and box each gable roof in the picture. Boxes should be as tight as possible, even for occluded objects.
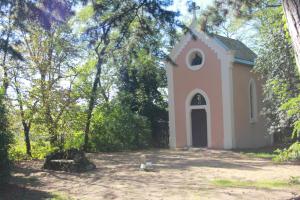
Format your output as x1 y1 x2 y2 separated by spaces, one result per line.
168 24 257 67
213 34 257 65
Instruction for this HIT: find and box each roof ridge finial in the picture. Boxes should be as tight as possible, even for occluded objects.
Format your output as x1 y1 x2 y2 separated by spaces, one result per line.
189 2 200 28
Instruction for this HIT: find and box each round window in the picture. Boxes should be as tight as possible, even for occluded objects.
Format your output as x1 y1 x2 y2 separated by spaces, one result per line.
186 49 205 70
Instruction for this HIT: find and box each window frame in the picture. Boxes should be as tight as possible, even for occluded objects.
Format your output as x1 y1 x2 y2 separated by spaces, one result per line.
191 93 207 106
186 48 205 71
249 78 258 123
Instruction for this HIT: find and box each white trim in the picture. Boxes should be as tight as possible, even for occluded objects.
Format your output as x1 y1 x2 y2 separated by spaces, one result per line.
220 51 236 149
229 59 236 149
185 89 212 148
249 78 258 123
234 58 255 66
169 33 192 61
186 48 205 71
166 62 176 149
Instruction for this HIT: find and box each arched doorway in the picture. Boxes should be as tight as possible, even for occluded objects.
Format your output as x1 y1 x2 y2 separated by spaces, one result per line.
186 89 211 148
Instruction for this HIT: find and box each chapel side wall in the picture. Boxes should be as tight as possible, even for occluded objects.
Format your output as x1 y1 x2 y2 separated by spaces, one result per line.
232 63 272 148
172 39 224 149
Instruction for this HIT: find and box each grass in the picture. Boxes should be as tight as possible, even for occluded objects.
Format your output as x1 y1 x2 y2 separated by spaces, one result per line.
241 152 277 159
50 192 73 200
211 177 300 190
236 146 280 160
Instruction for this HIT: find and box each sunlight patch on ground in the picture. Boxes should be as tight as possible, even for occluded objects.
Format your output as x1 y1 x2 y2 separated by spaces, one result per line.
211 177 300 190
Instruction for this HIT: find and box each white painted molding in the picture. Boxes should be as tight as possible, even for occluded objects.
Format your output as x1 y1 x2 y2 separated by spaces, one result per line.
166 62 176 149
169 33 192 61
221 51 235 149
185 89 212 148
229 55 236 149
235 58 255 66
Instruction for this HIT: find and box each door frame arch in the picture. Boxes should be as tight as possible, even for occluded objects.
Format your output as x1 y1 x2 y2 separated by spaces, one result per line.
185 88 212 148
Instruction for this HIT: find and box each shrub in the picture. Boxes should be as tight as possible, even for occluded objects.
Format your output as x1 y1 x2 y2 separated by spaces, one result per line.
281 95 300 140
0 91 12 184
273 95 300 163
64 131 85 150
273 142 300 162
9 139 58 161
90 103 151 152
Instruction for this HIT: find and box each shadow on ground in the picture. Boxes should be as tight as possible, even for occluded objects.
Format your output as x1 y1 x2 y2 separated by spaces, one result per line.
0 183 55 200
6 148 300 200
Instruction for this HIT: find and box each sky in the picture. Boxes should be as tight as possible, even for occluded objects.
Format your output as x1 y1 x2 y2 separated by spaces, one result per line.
169 0 214 21
169 0 259 51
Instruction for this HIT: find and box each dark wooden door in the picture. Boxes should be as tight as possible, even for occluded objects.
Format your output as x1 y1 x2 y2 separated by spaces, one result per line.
191 109 207 147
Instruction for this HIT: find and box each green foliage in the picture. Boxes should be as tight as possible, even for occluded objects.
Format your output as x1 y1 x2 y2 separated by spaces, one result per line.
9 139 58 161
8 142 27 161
0 90 12 184
281 95 300 139
64 131 85 150
117 40 169 147
77 5 94 21
255 5 300 142
90 102 151 152
273 142 300 162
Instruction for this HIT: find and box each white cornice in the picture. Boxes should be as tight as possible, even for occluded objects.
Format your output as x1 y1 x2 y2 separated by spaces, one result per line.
169 27 228 62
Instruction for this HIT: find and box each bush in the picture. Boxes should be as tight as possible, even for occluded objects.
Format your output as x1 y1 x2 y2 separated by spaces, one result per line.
90 103 151 152
0 91 12 185
273 142 300 162
9 139 58 161
64 131 85 150
273 95 300 163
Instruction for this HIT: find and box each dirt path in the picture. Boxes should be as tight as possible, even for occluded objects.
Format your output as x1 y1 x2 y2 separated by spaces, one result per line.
5 149 300 200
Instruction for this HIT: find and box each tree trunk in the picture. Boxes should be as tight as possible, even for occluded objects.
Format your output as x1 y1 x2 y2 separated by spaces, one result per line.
22 122 31 156
1 6 12 95
14 75 32 156
83 45 109 151
1 27 12 95
283 0 300 72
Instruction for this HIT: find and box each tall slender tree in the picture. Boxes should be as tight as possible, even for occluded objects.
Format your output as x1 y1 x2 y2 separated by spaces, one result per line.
0 89 12 184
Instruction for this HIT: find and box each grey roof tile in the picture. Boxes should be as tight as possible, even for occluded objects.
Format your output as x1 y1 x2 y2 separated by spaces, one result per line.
213 34 257 64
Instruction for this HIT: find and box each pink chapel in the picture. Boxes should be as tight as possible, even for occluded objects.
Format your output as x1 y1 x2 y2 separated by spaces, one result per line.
167 22 273 149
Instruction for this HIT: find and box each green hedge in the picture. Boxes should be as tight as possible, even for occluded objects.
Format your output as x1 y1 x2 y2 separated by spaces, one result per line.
90 103 151 152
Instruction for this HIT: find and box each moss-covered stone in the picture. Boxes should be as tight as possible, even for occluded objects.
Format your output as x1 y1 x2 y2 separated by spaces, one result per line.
43 149 95 172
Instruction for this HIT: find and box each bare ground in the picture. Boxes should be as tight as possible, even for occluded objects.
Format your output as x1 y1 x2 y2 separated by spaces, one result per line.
3 149 300 200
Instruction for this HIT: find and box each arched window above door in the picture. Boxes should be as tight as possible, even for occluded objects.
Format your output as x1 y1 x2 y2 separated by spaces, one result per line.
191 93 206 105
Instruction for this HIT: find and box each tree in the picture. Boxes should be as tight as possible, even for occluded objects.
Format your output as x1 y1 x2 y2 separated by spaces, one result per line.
283 0 300 72
9 63 41 156
80 0 179 150
0 0 24 94
0 89 12 184
20 25 79 147
255 5 300 142
117 49 169 146
199 0 300 72
11 0 80 148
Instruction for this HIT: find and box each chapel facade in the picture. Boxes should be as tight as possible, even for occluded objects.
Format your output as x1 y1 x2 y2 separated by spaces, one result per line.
167 23 273 149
